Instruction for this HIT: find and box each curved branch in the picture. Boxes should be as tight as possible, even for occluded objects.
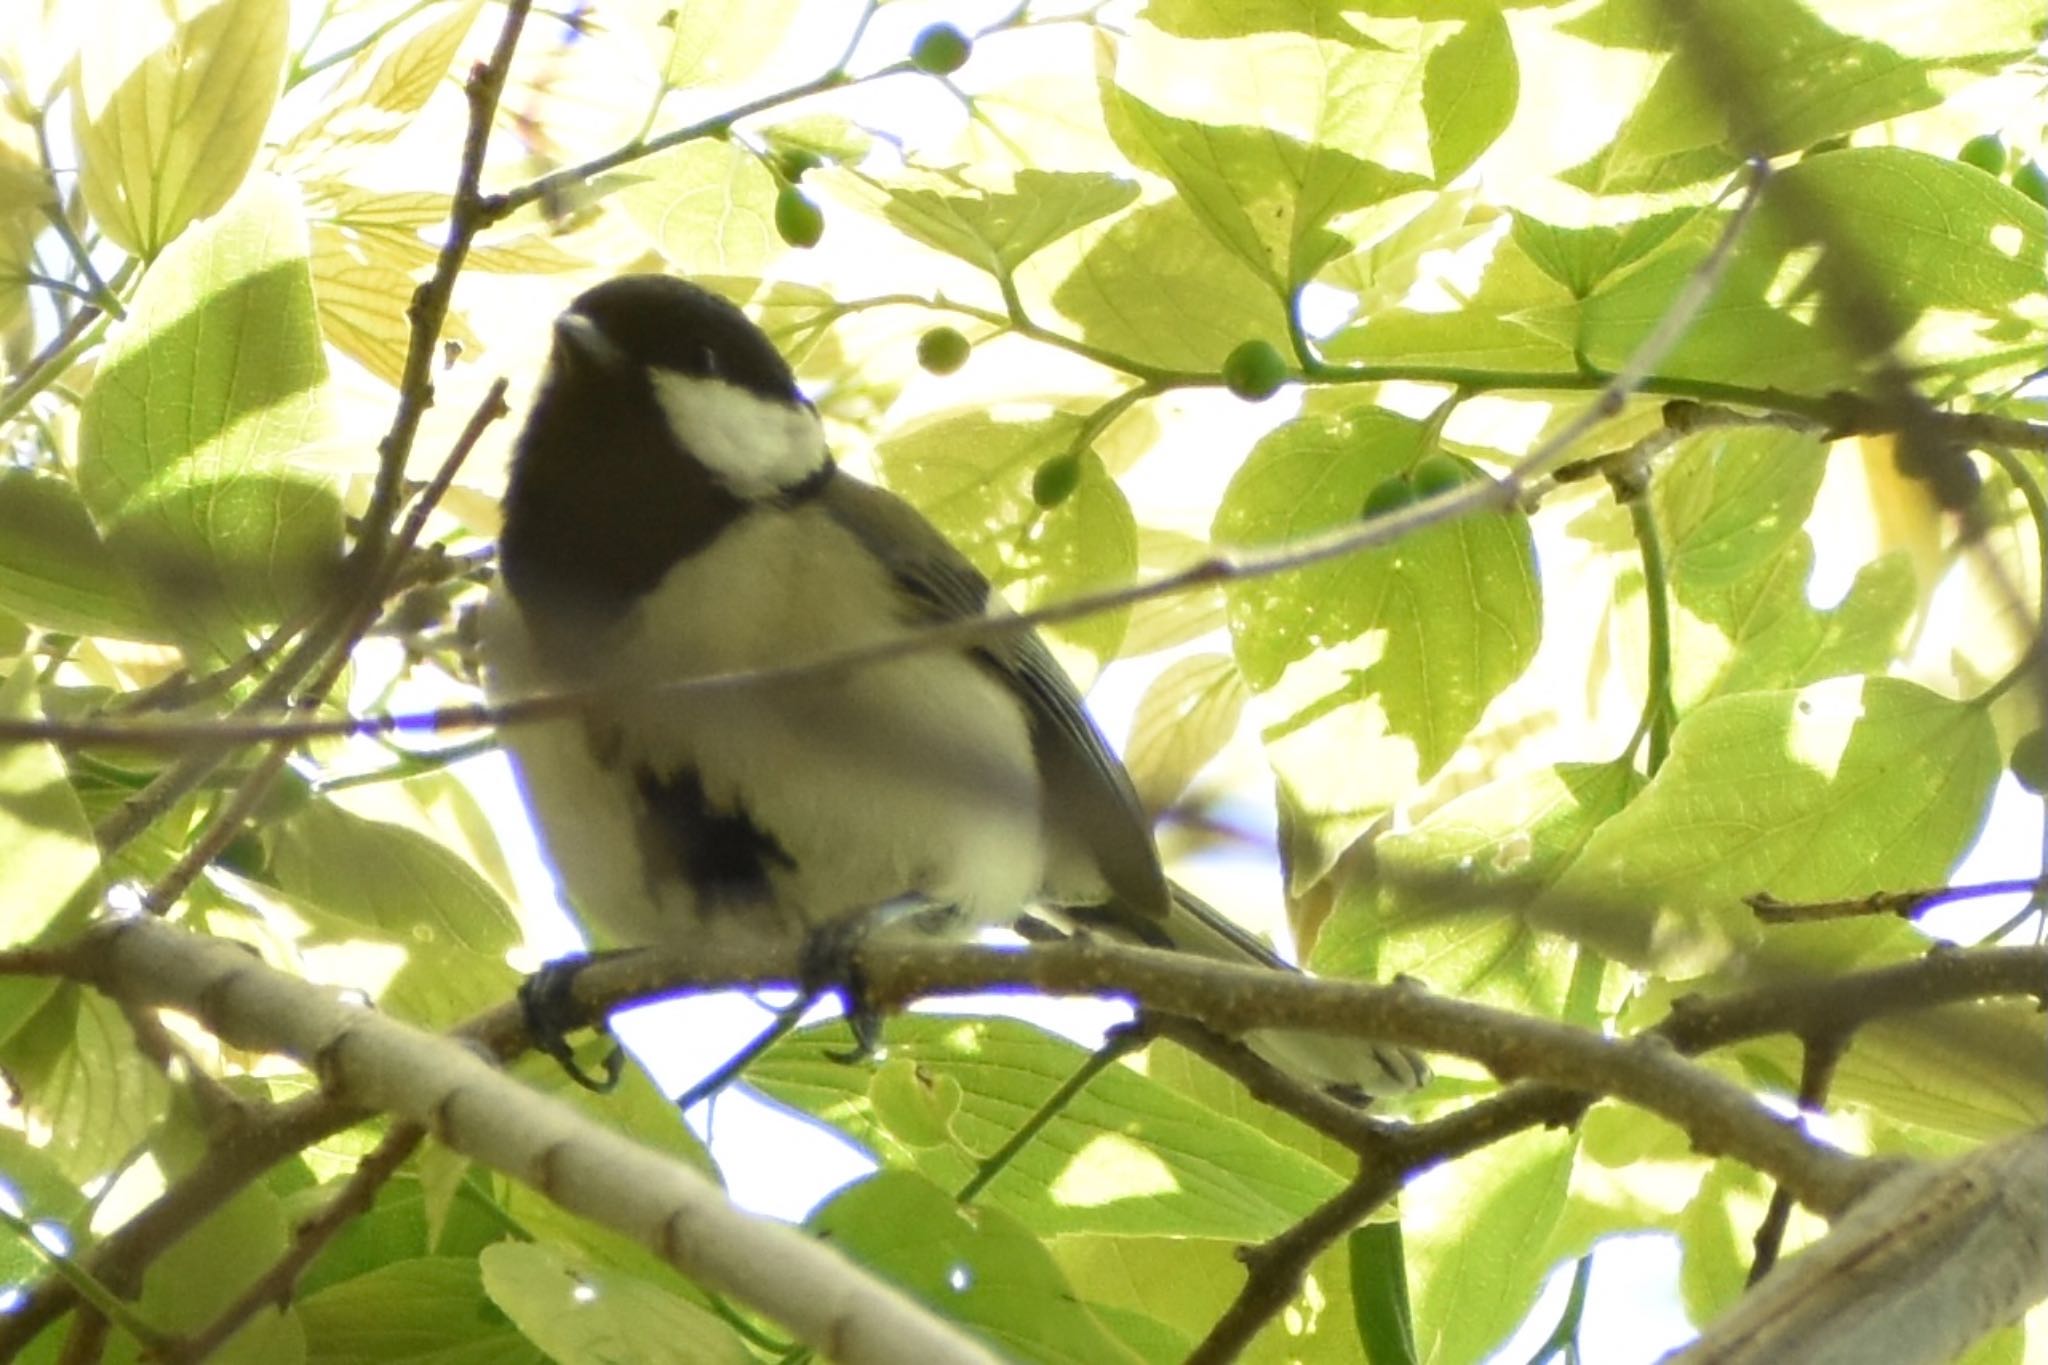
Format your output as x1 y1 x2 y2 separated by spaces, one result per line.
48 919 999 1365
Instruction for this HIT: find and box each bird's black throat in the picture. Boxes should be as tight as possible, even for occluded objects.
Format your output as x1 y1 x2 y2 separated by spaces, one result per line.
500 367 766 629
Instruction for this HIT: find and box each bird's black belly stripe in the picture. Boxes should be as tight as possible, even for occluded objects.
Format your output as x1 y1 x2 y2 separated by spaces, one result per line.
634 767 795 912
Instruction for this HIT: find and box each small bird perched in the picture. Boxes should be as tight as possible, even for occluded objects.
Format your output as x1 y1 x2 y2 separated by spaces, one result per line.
481 274 1427 1103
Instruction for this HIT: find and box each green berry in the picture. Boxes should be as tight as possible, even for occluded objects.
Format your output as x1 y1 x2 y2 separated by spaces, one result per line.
1957 133 2005 176
1032 453 1083 508
2013 160 2048 209
911 23 972 75
216 830 268 878
1412 453 1466 499
774 186 824 248
1221 339 1289 402
1360 475 1416 520
2012 729 2048 795
916 326 970 375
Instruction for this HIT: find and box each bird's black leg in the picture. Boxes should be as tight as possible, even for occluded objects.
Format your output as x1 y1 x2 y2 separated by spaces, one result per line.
801 897 954 1065
520 951 628 1092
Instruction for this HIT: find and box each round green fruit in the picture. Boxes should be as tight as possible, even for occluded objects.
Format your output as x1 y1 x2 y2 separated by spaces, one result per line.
2011 729 2048 795
1360 475 1416 520
774 187 824 248
911 23 972 75
2013 160 2048 209
1032 453 1083 508
1411 453 1466 498
916 326 970 375
1221 339 1289 402
1956 134 2005 176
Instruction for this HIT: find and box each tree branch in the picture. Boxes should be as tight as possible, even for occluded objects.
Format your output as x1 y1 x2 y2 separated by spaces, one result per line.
45 919 1000 1365
1669 1128 2048 1365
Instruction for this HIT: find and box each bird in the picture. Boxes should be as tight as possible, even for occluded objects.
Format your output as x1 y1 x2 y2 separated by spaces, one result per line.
479 273 1428 1104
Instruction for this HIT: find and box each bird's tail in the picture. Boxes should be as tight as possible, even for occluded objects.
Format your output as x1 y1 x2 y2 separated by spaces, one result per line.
1158 883 1429 1103
1045 885 1430 1104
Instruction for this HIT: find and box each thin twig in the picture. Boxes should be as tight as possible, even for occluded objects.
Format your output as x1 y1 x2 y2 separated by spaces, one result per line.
1748 1035 1845 1284
135 381 509 915
1748 879 2044 924
161 1123 428 1364
0 166 1774 757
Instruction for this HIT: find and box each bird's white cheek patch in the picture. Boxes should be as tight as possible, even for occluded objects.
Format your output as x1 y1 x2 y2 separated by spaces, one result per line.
648 370 828 497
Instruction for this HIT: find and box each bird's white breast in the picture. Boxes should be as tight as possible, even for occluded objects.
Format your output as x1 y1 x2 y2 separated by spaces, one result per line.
482 503 1047 948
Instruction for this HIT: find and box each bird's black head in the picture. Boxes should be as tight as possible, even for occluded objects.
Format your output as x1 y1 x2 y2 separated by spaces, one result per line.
560 275 804 404
498 275 833 621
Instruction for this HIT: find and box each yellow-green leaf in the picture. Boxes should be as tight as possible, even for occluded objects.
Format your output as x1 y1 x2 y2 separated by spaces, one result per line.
0 670 100 946
279 0 481 172
1126 652 1249 814
76 174 340 660
72 0 289 258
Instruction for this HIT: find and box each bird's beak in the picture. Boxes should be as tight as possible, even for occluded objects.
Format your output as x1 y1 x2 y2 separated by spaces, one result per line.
550 311 625 376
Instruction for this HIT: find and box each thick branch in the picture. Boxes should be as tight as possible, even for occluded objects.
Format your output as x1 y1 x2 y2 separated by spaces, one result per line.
1669 1128 2048 1365
54 919 998 1365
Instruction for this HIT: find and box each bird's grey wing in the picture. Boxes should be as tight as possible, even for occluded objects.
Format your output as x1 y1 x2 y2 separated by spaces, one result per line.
817 476 1428 1102
815 474 1171 923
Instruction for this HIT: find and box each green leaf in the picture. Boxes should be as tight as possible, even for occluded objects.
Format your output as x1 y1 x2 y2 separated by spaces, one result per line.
1827 990 2048 1137
1142 0 1386 43
1956 1324 2026 1365
1318 762 1640 1019
288 1172 510 1302
1052 198 1293 371
1125 653 1249 814
112 1168 304 1365
227 836 519 1032
1657 427 1827 590
0 985 170 1183
1320 189 1499 320
1537 677 1998 973
1052 1230 1374 1364
808 1170 1142 1365
0 1129 90 1288
750 1016 1346 1241
76 174 340 661
269 801 522 961
299 1256 547 1365
1750 148 2048 352
1320 229 1580 372
279 0 481 173
1559 0 2043 195
837 167 1139 276
306 185 587 276
1511 208 1695 298
1213 408 1540 812
1681 540 1915 705
477 1242 751 1365
1575 211 1858 395
1351 1222 1419 1365
0 470 165 640
613 140 783 279
644 0 803 92
0 671 101 947
875 414 1137 666
1571 146 2048 390
1407 1129 1577 1365
1101 82 1426 289
1675 1160 1773 1328
1421 8 1517 183
72 0 289 257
